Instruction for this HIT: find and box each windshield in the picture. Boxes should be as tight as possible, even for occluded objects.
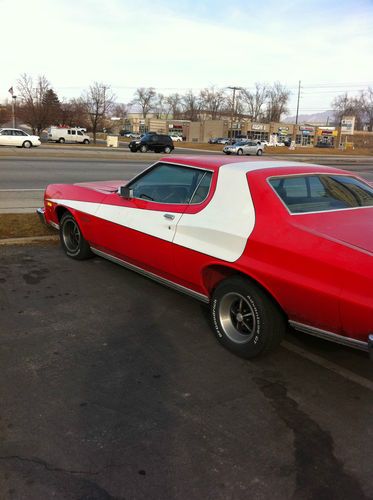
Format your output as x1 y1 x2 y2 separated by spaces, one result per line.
269 174 373 213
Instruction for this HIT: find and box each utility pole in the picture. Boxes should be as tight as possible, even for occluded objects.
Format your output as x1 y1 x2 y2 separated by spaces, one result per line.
228 86 241 139
12 95 17 128
295 80 301 125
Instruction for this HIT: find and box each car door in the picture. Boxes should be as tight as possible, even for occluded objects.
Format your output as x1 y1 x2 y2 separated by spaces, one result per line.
91 162 208 278
0 129 15 146
70 129 77 143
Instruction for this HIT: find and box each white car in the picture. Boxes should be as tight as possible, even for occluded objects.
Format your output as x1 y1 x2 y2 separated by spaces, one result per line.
223 140 263 156
170 135 183 142
0 128 41 148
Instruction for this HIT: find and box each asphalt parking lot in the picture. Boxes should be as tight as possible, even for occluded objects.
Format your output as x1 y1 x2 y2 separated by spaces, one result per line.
0 244 372 499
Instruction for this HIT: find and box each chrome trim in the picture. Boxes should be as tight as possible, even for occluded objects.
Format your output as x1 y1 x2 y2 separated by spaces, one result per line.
36 207 46 225
368 334 373 360
163 213 175 220
49 220 60 230
90 247 210 303
289 320 369 352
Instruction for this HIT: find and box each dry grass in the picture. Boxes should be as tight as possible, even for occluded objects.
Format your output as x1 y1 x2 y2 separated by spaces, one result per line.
0 214 56 239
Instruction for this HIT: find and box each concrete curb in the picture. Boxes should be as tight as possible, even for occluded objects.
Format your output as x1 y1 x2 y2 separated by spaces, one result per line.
0 235 59 246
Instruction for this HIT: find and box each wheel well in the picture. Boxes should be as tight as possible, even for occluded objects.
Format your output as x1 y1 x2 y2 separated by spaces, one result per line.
201 264 287 319
55 206 70 221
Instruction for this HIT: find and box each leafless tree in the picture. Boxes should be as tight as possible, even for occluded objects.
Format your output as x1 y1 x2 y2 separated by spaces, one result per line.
241 83 268 121
59 99 88 128
181 90 201 121
17 73 60 134
331 93 363 129
81 82 115 143
360 87 373 131
131 87 157 119
0 102 11 126
265 82 290 123
165 93 182 119
199 86 226 119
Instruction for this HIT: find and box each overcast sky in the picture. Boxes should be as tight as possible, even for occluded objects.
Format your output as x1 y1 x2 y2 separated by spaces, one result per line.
1 0 373 116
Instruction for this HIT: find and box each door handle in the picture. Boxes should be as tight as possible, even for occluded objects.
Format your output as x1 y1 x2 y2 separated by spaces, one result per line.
163 213 175 220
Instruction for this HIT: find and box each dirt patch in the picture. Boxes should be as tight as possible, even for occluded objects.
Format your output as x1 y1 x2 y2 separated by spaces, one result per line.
0 214 56 239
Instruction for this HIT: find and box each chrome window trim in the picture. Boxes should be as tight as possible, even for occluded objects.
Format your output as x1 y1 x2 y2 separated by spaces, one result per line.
123 161 214 206
266 173 373 216
91 247 210 303
289 320 369 352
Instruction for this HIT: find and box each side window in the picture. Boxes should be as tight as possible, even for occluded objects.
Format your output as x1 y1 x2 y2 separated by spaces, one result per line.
77 131 83 136
67 130 71 135
128 163 208 204
71 130 76 135
190 172 213 204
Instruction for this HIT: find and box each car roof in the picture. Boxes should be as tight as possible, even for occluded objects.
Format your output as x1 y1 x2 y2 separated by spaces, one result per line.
160 155 350 176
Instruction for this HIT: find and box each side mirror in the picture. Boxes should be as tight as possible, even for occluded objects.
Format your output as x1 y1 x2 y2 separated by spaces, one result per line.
119 186 134 199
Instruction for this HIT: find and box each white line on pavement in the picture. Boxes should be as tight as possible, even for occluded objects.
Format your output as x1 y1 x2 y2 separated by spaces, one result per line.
282 341 373 391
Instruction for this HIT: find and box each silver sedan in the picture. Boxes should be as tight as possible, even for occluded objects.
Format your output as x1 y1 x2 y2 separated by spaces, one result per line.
223 140 263 156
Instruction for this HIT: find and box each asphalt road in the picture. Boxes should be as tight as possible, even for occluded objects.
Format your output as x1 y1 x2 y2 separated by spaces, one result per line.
0 244 372 499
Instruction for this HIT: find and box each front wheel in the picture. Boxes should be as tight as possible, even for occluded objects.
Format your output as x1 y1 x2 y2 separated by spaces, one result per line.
22 141 32 148
140 145 148 153
83 139 90 144
58 138 65 144
164 146 172 154
210 277 285 358
60 213 92 260
237 149 243 156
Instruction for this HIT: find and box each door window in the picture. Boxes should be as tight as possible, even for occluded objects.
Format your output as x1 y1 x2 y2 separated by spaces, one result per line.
128 163 211 204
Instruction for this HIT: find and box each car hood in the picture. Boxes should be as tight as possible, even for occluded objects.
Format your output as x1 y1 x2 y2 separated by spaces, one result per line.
292 208 373 255
74 180 127 193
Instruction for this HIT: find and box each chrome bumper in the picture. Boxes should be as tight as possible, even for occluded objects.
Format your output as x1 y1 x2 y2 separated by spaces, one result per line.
36 207 46 225
369 334 373 361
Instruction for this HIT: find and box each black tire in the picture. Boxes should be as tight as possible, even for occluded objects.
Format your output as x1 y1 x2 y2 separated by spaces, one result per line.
164 145 172 154
22 141 32 148
58 138 65 144
224 152 231 155
256 149 263 156
130 148 137 153
83 139 90 144
59 213 92 260
210 276 285 359
140 145 148 153
237 149 243 156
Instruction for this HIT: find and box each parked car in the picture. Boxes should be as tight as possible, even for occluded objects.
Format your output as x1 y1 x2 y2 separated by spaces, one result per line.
0 128 41 148
128 133 174 153
223 140 263 156
120 130 131 136
216 137 230 144
48 127 91 144
37 156 373 360
208 137 219 144
170 135 183 142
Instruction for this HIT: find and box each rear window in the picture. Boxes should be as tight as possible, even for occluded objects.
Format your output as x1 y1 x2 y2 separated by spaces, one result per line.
269 174 373 213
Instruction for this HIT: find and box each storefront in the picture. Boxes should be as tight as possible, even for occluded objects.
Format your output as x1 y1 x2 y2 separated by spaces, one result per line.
247 123 269 141
316 127 337 147
296 126 315 146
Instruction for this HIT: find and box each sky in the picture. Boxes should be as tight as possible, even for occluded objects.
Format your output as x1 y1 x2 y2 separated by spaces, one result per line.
1 0 373 116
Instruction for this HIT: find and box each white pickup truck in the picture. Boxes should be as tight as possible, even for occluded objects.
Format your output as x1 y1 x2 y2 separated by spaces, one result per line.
48 127 91 144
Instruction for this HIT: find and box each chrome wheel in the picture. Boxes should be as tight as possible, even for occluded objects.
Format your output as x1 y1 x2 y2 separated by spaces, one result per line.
62 219 81 253
219 292 256 344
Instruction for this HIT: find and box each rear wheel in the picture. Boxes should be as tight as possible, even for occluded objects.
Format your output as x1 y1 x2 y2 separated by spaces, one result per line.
211 277 285 358
140 145 148 153
58 138 65 144
22 141 32 148
256 149 263 156
60 213 92 260
237 149 243 156
164 145 172 154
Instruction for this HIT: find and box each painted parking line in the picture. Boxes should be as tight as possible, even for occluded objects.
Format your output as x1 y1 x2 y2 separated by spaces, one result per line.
282 340 373 391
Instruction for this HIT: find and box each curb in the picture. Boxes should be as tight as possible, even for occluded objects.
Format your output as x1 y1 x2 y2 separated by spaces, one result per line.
0 235 59 246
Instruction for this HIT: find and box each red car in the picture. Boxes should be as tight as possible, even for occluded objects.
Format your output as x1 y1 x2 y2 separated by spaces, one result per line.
38 155 373 359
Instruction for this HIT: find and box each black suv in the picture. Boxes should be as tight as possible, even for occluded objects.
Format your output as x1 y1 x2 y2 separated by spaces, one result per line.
129 133 174 153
